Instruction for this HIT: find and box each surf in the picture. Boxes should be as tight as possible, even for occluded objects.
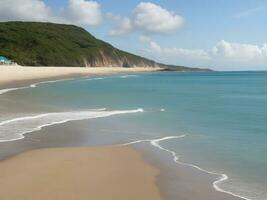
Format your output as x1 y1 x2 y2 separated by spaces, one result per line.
122 135 251 200
0 108 144 142
0 78 75 95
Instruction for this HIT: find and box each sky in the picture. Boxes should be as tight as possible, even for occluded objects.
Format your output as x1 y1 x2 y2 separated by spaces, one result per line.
0 0 267 70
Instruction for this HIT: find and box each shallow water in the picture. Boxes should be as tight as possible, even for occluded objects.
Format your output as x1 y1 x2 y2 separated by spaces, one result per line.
0 72 266 200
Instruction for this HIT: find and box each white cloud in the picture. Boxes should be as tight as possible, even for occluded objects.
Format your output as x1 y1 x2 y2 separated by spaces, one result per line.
140 39 267 70
0 0 51 22
64 0 102 26
150 41 210 60
108 2 184 36
133 2 184 34
138 35 152 43
0 0 102 26
107 13 132 36
140 38 211 61
212 40 267 61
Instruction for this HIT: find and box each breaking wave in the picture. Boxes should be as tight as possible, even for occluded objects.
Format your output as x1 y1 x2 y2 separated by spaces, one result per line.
0 108 144 142
0 78 74 95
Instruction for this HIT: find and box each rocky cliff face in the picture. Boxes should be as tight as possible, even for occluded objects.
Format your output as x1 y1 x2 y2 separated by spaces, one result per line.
83 59 157 68
82 51 158 68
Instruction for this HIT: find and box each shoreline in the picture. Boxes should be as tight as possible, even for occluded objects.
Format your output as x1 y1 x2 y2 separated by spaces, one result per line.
0 66 251 200
129 137 247 200
0 118 246 200
0 66 163 200
0 145 164 200
0 66 161 89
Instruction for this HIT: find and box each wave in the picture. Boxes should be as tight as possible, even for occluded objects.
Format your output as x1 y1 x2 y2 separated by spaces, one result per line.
0 86 29 95
81 77 105 82
0 108 144 142
0 78 75 95
120 75 140 78
0 75 111 95
30 78 75 88
122 135 250 200
0 74 139 95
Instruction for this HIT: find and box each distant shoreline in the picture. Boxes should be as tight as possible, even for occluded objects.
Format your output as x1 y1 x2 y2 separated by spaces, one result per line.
0 66 161 89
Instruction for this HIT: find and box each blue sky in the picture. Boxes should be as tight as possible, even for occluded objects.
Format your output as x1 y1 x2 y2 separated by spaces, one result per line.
1 0 267 70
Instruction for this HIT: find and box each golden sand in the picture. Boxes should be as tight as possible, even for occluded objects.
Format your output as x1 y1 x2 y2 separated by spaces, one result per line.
0 66 161 86
0 146 163 200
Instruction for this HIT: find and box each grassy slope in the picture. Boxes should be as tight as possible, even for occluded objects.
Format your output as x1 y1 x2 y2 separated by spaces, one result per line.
0 22 208 71
0 22 156 67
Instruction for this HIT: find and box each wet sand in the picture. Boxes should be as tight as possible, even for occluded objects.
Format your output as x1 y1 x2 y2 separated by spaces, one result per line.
0 119 244 200
0 145 163 200
135 141 244 200
0 67 244 200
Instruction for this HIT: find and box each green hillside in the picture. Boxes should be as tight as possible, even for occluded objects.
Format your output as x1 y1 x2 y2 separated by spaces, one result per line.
0 22 207 71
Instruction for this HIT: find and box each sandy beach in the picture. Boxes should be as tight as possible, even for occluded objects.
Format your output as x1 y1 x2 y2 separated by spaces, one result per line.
0 119 244 200
0 145 163 200
0 66 245 200
0 66 163 200
0 3 263 199
0 65 161 88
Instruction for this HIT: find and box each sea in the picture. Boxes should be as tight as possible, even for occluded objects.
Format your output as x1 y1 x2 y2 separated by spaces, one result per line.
0 71 266 200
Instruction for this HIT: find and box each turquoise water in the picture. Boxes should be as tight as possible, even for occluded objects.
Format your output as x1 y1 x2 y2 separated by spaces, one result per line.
0 72 267 200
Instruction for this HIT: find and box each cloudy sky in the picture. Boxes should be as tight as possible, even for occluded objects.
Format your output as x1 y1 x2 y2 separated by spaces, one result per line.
0 0 267 70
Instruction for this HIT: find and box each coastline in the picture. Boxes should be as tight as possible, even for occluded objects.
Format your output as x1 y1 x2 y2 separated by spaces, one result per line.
0 66 163 200
130 137 246 200
0 145 163 200
0 67 251 200
0 65 161 89
0 119 246 200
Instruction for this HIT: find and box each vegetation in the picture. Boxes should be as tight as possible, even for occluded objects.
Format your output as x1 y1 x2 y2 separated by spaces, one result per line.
0 21 208 71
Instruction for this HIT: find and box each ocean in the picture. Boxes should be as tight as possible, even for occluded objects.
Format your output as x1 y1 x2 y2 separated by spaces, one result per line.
0 71 266 200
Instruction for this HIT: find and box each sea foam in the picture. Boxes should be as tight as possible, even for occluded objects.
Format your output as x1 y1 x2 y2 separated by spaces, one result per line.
120 75 140 78
0 108 143 142
0 78 74 95
122 135 250 200
81 77 105 82
0 86 29 95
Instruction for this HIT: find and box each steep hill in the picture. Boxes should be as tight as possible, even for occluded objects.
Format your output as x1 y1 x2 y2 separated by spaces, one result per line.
0 22 207 71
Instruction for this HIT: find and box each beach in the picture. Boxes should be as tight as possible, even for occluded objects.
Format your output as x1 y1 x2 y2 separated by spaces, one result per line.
0 145 163 200
0 65 161 88
0 68 257 200
0 4 264 200
0 119 244 200
0 66 164 200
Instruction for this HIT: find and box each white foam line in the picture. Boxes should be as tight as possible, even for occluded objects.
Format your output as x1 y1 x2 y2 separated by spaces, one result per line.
0 78 75 95
0 108 107 126
0 108 143 142
0 86 29 95
0 113 51 126
122 135 251 200
120 75 140 78
30 78 75 87
91 108 107 111
0 74 141 95
81 77 106 82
